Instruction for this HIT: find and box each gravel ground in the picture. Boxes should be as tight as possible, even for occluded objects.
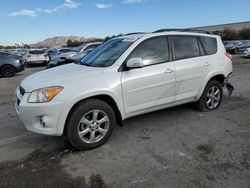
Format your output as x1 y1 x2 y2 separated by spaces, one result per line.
0 56 249 188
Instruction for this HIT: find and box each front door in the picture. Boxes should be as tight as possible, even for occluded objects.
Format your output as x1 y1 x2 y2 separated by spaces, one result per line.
121 36 176 116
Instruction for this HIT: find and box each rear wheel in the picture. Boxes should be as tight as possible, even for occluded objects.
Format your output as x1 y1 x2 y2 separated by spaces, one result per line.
1 65 16 77
66 99 116 150
196 80 223 111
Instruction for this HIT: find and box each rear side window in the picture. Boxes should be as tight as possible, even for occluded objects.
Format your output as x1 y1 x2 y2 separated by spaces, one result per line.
128 36 169 66
29 50 44 55
172 36 200 60
200 36 217 55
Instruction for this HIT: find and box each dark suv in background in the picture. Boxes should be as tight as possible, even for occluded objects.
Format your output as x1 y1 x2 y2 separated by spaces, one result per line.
0 51 25 77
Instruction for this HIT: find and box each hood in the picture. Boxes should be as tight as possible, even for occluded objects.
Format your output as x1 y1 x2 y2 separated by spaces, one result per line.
21 63 104 92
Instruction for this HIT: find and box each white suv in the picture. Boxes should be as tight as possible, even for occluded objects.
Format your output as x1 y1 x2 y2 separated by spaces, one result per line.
23 49 49 66
16 31 233 150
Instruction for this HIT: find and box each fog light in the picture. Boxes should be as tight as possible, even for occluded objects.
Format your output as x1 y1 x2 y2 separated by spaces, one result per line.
40 117 46 127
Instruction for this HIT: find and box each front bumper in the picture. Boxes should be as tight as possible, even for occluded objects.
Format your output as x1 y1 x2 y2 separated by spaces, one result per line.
16 63 25 72
15 88 65 136
26 60 48 65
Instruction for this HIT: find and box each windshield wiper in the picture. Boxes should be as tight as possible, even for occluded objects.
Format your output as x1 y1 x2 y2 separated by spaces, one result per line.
82 63 92 67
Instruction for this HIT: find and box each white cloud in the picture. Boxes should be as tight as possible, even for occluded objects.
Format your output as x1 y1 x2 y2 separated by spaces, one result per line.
8 9 37 17
8 0 80 17
95 3 113 9
37 7 59 14
122 0 144 4
63 0 80 9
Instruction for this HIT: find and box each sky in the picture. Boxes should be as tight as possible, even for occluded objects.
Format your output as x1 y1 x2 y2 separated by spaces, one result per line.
0 0 250 45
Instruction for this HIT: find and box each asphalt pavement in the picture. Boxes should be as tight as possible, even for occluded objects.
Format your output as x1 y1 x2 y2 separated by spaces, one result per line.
0 56 249 188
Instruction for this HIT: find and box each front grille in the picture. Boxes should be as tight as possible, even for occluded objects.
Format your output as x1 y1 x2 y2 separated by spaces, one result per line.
19 86 25 96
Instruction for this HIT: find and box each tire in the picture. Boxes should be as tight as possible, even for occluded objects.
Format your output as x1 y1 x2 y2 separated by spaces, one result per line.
1 65 16 77
66 99 116 150
196 80 223 111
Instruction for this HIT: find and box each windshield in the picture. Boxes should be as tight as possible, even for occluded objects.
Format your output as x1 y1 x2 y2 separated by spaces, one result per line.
80 38 134 67
72 50 90 61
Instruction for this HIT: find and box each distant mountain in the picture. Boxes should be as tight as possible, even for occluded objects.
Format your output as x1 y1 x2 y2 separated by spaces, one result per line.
30 36 99 48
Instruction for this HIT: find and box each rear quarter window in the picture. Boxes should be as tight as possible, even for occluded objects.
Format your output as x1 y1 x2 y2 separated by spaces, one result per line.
200 36 217 55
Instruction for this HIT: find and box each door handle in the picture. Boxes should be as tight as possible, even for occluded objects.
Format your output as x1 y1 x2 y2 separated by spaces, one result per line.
164 68 174 74
204 62 211 67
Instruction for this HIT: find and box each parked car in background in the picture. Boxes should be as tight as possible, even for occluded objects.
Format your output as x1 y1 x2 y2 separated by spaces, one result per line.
9 49 28 58
16 31 233 150
45 48 58 61
243 47 250 57
224 41 250 54
58 48 77 60
74 42 102 52
47 49 92 69
23 49 49 67
0 51 25 77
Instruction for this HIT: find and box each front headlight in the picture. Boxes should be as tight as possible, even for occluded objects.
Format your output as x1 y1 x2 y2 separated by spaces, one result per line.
28 86 63 103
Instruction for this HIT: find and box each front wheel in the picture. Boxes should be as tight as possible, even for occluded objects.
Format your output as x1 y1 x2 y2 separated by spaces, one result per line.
66 99 116 150
1 65 16 77
196 80 223 111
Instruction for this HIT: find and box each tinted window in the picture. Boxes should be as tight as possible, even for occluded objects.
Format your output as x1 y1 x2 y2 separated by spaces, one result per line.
29 50 44 55
172 36 200 60
200 36 217 55
128 37 169 66
198 40 206 56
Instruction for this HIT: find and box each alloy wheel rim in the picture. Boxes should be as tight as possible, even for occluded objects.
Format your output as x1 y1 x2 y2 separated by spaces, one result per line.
206 86 221 109
78 110 109 144
4 68 13 77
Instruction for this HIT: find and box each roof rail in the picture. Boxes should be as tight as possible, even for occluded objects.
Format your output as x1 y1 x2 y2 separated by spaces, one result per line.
123 32 147 36
153 28 213 34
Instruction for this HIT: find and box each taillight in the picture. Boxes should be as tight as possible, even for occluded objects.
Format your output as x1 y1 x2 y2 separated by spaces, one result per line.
225 52 232 60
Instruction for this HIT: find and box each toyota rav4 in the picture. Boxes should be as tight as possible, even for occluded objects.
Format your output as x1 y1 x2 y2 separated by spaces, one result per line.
15 31 233 150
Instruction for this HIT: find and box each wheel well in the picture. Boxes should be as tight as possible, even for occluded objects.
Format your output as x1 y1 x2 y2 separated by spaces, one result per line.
209 74 225 85
63 94 123 136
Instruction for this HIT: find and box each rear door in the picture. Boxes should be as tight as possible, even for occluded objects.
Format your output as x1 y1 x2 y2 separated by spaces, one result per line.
121 36 176 115
171 35 211 102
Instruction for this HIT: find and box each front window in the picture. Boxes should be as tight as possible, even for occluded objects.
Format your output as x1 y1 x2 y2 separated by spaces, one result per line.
80 38 134 67
128 36 169 66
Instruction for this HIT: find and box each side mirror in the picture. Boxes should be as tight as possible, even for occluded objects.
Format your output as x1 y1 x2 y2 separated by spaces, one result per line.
126 58 143 69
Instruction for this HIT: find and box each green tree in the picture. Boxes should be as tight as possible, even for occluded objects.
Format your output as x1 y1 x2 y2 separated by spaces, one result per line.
66 39 83 47
221 28 239 40
239 27 250 40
